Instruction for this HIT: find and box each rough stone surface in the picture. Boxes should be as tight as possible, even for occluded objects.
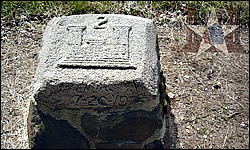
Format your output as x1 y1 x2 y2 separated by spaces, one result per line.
32 109 90 149
95 142 142 149
97 106 163 142
29 14 164 149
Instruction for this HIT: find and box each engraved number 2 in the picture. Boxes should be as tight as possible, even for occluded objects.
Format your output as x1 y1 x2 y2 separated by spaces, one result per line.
94 16 108 29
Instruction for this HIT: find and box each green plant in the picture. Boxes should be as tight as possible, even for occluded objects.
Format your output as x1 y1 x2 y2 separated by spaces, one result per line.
237 133 242 137
12 110 17 116
1 1 248 27
221 105 229 113
209 120 215 125
198 128 207 135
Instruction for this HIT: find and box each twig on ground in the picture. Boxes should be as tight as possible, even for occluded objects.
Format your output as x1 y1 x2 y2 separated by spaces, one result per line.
244 78 249 87
188 66 206 87
214 65 222 82
220 90 235 101
236 102 245 109
222 126 230 148
227 112 240 118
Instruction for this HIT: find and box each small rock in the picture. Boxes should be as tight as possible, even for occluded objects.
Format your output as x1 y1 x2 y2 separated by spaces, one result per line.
2 36 7 41
179 115 184 121
168 92 175 99
186 125 192 129
20 30 27 33
14 56 20 60
240 122 246 128
160 14 165 18
167 18 177 22
180 142 183 147
203 135 207 138
184 75 189 79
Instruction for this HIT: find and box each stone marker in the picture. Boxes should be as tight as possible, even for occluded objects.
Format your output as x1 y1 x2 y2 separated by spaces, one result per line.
28 14 165 149
183 6 245 54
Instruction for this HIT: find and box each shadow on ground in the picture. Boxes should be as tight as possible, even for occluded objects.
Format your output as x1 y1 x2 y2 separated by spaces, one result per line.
144 71 179 149
161 71 180 149
144 36 179 149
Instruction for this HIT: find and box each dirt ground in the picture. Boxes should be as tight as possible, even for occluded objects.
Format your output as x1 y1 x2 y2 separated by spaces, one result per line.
157 23 249 148
1 13 249 149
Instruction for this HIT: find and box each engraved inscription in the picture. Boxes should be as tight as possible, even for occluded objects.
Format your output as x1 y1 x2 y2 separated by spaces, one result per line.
117 96 128 106
94 16 108 29
98 96 107 105
67 24 86 45
40 83 150 109
88 96 97 106
76 95 129 107
58 17 135 69
111 26 130 60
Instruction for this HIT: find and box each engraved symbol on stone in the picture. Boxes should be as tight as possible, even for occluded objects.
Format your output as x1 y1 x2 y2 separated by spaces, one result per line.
97 96 107 105
87 96 97 106
94 16 108 29
208 23 224 45
117 96 128 106
58 23 135 69
111 25 131 60
67 24 86 45
84 38 105 53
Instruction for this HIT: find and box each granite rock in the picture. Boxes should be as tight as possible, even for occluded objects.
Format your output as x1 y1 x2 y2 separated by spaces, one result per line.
29 14 164 149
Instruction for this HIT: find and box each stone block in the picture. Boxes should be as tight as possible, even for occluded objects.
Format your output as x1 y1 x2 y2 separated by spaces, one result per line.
29 14 165 149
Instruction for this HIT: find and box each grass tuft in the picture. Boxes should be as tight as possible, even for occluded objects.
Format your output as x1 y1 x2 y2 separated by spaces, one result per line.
1 1 248 27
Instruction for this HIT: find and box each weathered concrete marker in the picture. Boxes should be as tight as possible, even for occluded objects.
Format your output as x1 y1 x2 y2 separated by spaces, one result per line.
28 14 164 149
